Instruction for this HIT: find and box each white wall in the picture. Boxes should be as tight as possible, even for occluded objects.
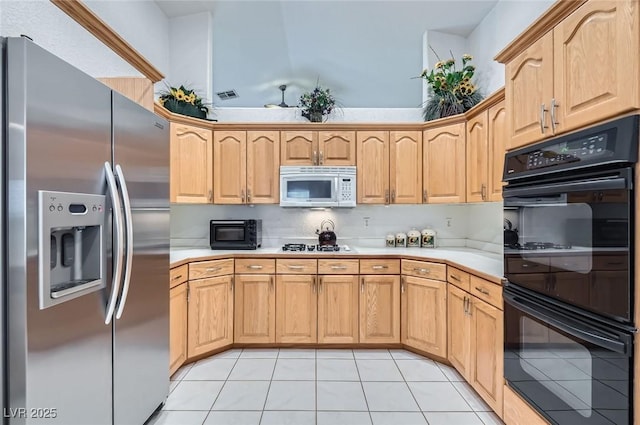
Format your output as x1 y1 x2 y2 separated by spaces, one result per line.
171 203 503 254
467 0 555 94
1 0 169 83
213 107 423 123
168 12 213 103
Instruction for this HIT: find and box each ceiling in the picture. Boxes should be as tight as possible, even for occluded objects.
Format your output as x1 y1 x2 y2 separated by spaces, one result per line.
154 0 500 108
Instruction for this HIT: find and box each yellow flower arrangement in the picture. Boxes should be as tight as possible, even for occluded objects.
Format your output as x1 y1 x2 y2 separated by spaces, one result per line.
158 84 209 119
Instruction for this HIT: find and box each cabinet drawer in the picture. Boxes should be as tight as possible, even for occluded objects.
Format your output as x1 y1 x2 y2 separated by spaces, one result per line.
593 254 628 271
549 255 591 273
401 260 446 280
277 259 317 274
359 259 400 274
170 264 188 288
470 275 503 310
507 257 550 273
189 259 234 280
318 259 359 274
236 258 276 274
447 267 470 292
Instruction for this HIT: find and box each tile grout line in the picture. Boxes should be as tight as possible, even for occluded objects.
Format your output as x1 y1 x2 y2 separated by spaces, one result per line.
448 378 487 423
353 349 375 425
202 348 244 424
315 349 318 425
258 349 280 425
389 351 430 424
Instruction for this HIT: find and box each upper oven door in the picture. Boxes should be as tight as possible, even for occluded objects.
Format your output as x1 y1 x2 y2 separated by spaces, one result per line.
503 168 632 323
280 173 338 207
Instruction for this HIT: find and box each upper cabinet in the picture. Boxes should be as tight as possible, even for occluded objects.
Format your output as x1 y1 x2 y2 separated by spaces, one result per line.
424 122 466 204
499 0 640 150
466 112 489 203
214 130 280 204
281 130 355 166
487 101 507 202
170 123 213 203
356 130 422 204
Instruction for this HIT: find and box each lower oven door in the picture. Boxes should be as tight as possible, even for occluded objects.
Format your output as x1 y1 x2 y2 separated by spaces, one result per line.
504 287 633 425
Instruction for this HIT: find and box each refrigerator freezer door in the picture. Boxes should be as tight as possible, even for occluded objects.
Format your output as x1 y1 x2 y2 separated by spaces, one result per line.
5 37 112 424
112 93 170 425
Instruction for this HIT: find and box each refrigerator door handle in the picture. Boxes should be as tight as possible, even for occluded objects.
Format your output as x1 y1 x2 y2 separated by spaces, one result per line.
114 164 134 320
104 162 124 325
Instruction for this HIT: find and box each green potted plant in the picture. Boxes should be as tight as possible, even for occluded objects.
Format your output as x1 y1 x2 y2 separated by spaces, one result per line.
419 53 483 121
158 84 209 119
299 83 336 122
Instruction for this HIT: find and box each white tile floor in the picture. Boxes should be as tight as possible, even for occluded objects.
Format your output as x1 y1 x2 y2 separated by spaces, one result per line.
149 349 504 425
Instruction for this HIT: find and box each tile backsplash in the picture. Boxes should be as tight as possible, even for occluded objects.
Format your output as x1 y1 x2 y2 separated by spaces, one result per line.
171 202 503 254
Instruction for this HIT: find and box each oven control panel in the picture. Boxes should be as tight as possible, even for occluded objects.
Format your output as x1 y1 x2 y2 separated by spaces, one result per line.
526 134 610 170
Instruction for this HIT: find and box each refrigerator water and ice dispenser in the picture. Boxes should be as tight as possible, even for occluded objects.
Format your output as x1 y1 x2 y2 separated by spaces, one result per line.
39 190 106 309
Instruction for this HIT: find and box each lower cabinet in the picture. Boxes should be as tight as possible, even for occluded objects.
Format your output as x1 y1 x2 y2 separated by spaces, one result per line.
401 275 447 358
234 274 276 343
276 275 317 343
503 384 549 425
448 281 504 416
359 275 401 343
187 275 234 358
317 275 359 344
169 282 188 375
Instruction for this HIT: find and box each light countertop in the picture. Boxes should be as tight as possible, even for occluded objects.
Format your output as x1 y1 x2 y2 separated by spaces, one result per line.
170 246 504 284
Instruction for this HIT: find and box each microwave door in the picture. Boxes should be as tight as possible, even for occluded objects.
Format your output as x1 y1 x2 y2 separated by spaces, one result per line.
281 175 337 206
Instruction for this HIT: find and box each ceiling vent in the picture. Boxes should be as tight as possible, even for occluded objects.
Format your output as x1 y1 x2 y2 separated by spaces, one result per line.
216 89 238 100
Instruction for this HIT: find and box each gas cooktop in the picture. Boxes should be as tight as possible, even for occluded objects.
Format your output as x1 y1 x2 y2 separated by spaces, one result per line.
281 243 353 253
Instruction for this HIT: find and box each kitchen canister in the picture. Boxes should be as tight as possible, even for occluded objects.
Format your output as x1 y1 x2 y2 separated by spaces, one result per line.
421 228 436 248
386 234 396 247
407 228 421 247
395 232 407 247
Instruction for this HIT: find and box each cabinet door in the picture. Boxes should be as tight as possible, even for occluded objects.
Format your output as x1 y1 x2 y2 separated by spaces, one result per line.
281 131 317 165
318 275 359 344
359 275 400 343
448 284 470 379
247 131 280 204
389 131 422 204
554 0 640 133
470 296 504 416
318 131 356 165
213 131 247 204
357 131 389 204
401 276 447 357
187 276 233 358
505 32 554 150
466 112 489 203
170 123 212 203
234 274 276 343
169 283 188 375
487 101 506 202
423 123 466 204
275 275 317 343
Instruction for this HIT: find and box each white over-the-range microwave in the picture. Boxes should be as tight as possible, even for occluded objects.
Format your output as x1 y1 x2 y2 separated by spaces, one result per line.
279 166 356 207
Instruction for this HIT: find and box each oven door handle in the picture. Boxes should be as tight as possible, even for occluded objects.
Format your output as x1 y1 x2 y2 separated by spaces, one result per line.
503 176 628 198
504 291 631 355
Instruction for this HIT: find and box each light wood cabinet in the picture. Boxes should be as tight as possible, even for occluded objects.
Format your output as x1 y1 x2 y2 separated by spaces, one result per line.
214 130 280 204
318 131 356 165
280 130 355 165
275 275 317 343
357 131 389 204
466 111 489 203
187 275 234 358
389 131 422 204
423 122 466 203
487 101 506 201
169 282 188 375
317 275 359 344
503 384 550 425
447 284 471 378
469 294 504 416
502 0 640 150
170 123 213 203
504 32 554 150
359 275 400 343
234 274 276 343
213 131 246 204
401 275 447 357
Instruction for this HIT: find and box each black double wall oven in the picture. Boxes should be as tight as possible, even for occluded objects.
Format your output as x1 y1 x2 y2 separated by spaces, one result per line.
502 115 638 425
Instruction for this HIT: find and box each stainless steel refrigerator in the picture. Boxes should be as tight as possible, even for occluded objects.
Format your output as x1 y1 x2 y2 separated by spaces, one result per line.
1 37 170 424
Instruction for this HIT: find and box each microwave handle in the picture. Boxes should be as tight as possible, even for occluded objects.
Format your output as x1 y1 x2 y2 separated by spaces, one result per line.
504 291 630 355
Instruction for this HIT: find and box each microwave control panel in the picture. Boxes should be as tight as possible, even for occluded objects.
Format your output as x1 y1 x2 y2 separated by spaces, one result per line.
340 177 354 202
